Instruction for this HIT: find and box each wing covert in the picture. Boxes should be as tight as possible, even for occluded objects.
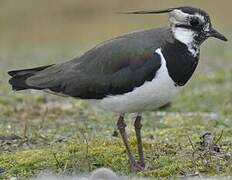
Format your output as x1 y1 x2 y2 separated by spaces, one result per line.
26 27 171 99
60 51 162 99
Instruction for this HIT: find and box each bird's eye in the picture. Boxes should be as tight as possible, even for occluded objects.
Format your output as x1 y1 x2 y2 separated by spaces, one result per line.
190 18 199 27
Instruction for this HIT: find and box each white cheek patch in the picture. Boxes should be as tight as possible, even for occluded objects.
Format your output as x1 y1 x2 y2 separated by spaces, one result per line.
172 27 199 57
173 27 195 44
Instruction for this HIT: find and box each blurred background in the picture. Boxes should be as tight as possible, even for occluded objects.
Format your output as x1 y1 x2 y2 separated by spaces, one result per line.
0 0 231 69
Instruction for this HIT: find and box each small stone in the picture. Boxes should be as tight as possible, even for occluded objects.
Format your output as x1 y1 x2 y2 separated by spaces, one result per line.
10 177 17 180
201 131 214 147
0 167 5 174
112 130 118 137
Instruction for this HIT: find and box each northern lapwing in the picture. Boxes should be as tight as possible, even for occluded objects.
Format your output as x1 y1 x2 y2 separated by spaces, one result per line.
8 6 227 172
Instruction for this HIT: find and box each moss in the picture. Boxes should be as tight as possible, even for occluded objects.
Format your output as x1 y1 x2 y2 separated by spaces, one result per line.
1 96 232 179
0 118 232 179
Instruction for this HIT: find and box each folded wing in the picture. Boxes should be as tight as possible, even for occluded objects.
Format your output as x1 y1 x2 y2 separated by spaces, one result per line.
9 28 170 99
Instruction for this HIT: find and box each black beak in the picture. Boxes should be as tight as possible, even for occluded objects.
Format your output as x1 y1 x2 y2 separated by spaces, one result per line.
208 28 228 41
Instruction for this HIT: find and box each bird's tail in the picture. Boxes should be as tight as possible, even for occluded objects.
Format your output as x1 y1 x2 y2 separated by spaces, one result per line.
8 65 53 91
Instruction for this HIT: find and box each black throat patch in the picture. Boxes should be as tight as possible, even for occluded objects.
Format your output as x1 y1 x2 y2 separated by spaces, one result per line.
162 39 199 86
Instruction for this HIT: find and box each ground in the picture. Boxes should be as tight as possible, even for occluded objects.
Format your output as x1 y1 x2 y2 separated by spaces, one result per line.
0 37 231 179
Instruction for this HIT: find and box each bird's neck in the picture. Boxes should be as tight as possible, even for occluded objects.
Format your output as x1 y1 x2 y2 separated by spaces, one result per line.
171 27 200 57
161 38 199 86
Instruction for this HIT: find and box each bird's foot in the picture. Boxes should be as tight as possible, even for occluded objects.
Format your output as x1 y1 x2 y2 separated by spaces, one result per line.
130 160 145 172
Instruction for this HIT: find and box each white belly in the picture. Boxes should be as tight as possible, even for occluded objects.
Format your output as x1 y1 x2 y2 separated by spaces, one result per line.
89 49 182 113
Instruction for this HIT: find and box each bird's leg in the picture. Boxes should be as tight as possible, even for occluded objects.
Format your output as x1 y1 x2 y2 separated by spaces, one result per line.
134 114 145 169
117 114 136 171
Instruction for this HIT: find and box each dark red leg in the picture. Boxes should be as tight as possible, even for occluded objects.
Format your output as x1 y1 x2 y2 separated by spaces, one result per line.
134 115 145 169
117 115 137 171
117 114 145 172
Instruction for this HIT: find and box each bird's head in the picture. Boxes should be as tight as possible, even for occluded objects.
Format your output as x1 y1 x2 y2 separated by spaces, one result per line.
124 6 228 45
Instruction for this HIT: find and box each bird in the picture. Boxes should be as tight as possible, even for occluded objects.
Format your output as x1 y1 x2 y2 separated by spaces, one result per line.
8 6 227 172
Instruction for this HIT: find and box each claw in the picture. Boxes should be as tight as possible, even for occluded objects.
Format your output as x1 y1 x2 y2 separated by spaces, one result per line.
130 161 145 172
